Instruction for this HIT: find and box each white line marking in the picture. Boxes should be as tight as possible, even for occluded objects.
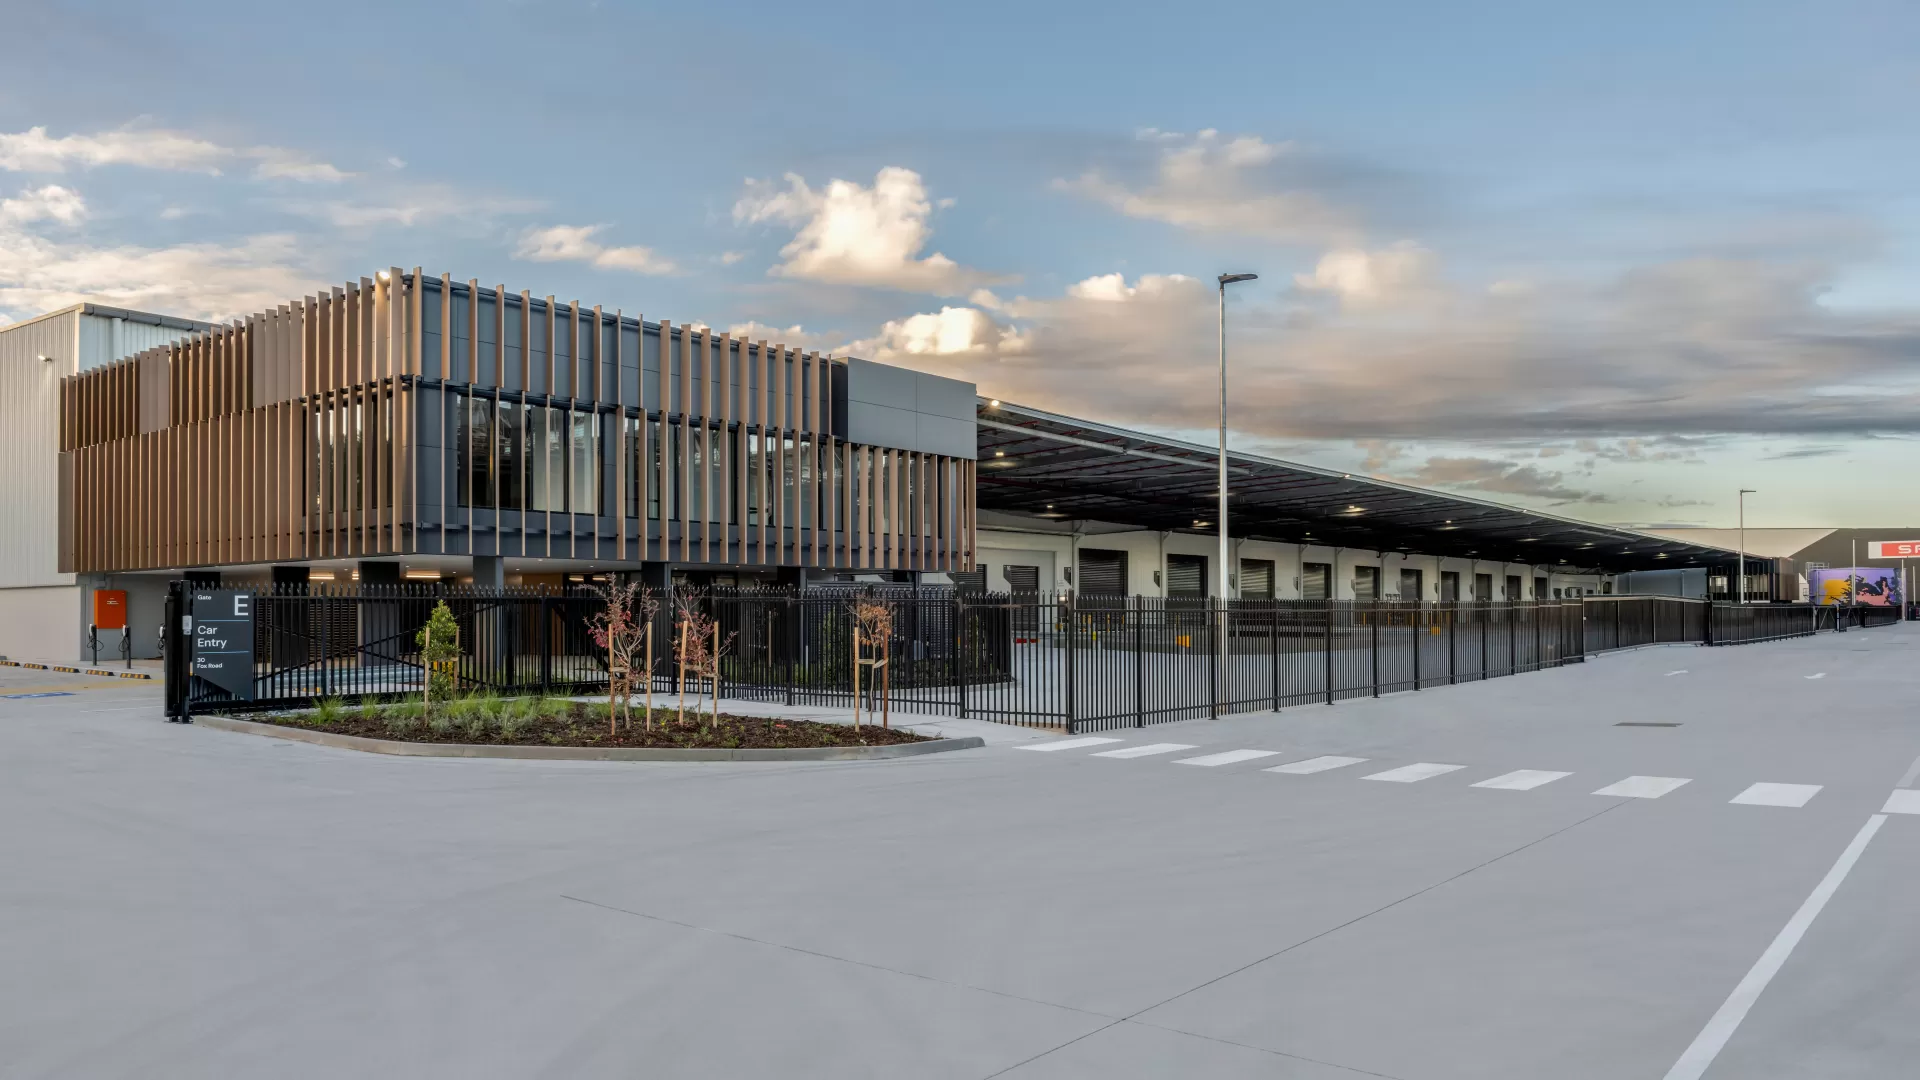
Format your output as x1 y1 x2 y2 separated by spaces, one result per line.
1017 737 1124 752
1730 783 1823 808
1804 672 1826 680
1265 755 1369 775
1882 789 1920 815
1593 775 1692 799
1894 753 1920 790
1091 743 1196 759
1363 762 1467 783
1665 670 1689 677
1662 814 1886 1080
1472 769 1572 791
1174 749 1283 767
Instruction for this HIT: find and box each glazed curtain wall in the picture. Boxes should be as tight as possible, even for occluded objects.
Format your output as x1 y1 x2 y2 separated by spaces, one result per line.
58 271 977 574
438 385 971 570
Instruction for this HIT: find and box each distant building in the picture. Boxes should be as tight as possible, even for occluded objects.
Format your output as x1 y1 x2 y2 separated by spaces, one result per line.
1644 527 1920 603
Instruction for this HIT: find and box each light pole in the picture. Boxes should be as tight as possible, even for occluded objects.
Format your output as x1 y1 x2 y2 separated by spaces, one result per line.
1737 489 1755 603
1217 273 1257 698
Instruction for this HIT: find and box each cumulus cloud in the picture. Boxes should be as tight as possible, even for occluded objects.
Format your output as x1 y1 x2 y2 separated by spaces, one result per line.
514 224 675 274
845 306 1029 360
0 124 349 182
1055 130 1354 244
1294 242 1441 311
732 166 1006 295
0 184 86 226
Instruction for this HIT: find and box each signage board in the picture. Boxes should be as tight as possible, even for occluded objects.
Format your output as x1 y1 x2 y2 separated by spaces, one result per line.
191 590 256 700
92 589 128 631
1867 540 1920 560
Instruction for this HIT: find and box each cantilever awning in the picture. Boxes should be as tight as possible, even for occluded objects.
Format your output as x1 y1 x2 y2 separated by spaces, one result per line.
974 400 1744 574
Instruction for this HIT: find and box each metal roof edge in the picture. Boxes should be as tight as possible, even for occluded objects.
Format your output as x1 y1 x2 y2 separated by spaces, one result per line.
977 396 1745 560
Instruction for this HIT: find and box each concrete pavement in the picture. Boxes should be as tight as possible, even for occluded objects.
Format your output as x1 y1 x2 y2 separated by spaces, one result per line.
4 626 1917 1078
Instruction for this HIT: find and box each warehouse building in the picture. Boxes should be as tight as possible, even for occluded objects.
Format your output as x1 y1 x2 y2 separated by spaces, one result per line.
0 303 210 662
8 268 1757 663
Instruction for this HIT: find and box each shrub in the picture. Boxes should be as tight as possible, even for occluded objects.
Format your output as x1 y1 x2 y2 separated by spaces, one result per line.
314 697 345 726
357 696 385 723
498 706 530 740
427 710 456 736
416 600 462 704
384 712 418 738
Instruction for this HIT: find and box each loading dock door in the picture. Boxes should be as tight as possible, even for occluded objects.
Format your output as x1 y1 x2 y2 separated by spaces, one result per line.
1165 554 1205 597
1078 549 1129 596
1302 562 1331 601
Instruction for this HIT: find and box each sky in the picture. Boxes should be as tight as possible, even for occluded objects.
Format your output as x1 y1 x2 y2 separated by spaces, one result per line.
2 0 1916 529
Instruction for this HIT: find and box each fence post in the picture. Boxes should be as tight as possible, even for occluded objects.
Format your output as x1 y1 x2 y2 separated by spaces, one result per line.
1063 592 1077 733
1324 598 1335 705
319 591 331 699
1370 603 1380 697
1448 602 1457 685
1508 604 1517 674
1121 591 1136 726
1209 597 1220 720
784 591 797 708
954 593 969 720
1480 603 1488 680
1269 600 1280 711
1533 600 1542 669
539 594 552 695
1412 604 1422 690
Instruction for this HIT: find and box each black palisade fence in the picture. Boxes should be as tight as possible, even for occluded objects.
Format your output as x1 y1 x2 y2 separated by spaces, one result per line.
165 585 1881 731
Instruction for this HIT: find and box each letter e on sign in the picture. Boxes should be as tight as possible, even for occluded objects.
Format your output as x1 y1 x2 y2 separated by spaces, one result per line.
233 595 250 617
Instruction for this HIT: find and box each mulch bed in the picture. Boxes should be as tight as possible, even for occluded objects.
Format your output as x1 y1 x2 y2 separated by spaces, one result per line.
245 699 932 750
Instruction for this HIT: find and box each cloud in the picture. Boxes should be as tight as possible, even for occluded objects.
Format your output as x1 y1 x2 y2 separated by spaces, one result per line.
718 250 746 265
852 252 1920 446
514 224 675 274
1405 456 1608 504
845 306 1029 360
275 185 542 230
723 321 846 353
0 124 349 182
1294 242 1441 311
732 166 1006 295
0 184 85 226
1055 130 1355 244
0 225 322 324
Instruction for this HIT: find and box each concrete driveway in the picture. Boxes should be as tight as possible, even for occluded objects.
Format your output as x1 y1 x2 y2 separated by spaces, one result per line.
5 626 1918 1078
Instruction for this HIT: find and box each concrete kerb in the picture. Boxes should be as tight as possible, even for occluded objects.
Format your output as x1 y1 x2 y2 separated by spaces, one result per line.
192 714 985 762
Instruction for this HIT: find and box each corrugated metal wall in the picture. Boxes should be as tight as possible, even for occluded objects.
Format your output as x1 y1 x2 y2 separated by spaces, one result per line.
0 310 80 588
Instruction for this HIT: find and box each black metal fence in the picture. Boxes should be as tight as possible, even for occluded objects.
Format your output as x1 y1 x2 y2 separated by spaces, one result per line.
164 584 1890 731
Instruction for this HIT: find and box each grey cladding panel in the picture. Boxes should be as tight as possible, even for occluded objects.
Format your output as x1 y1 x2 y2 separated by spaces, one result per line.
913 370 976 423
842 357 977 459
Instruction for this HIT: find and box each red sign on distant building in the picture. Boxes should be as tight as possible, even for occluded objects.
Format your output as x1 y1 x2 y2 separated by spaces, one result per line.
1868 540 1920 559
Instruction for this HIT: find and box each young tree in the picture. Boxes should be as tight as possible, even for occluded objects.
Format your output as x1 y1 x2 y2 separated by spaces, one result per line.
848 595 895 730
586 581 659 734
416 600 462 706
673 590 737 730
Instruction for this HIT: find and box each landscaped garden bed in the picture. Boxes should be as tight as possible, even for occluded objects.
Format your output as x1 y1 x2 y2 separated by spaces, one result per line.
243 695 932 750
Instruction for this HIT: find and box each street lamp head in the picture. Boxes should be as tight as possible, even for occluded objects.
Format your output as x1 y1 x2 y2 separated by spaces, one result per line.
1739 488 1757 494
1218 273 1258 286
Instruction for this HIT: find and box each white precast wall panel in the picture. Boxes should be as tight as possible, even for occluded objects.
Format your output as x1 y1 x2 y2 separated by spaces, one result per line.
0 309 81 589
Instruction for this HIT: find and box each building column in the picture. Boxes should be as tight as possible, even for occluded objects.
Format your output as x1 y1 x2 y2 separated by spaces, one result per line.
471 556 505 590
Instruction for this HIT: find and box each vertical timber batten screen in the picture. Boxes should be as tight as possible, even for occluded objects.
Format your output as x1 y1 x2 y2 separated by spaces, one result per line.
59 273 975 575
